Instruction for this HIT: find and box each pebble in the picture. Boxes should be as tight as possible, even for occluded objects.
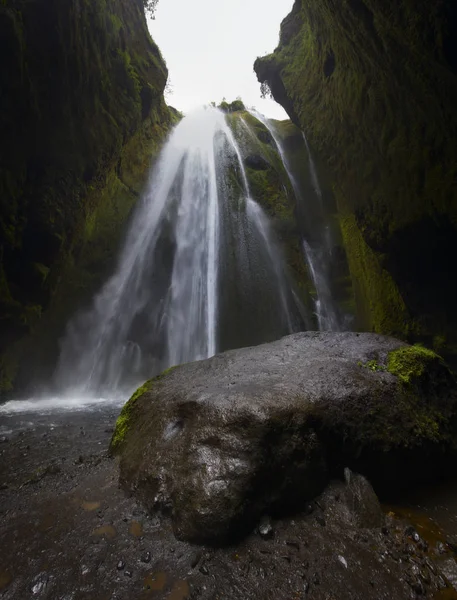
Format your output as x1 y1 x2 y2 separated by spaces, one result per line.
437 542 448 554
258 518 274 540
337 555 348 569
404 526 420 543
31 572 49 595
141 551 151 563
315 514 326 527
419 568 431 585
124 570 133 578
199 564 209 575
191 551 203 569
424 557 437 575
117 559 125 571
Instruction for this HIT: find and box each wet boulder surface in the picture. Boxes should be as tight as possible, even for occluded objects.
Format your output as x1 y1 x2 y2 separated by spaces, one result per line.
113 332 457 544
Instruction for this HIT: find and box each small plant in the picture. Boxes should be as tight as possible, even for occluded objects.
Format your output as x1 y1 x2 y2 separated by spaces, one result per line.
143 0 159 19
358 359 385 372
260 81 273 99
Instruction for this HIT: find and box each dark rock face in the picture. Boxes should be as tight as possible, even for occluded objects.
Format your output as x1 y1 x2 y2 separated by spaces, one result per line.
223 111 318 336
244 154 270 171
0 0 176 395
254 0 457 358
114 332 457 544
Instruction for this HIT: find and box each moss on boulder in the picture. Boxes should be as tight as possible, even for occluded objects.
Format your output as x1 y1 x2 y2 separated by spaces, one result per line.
110 366 177 453
387 345 442 386
110 381 152 453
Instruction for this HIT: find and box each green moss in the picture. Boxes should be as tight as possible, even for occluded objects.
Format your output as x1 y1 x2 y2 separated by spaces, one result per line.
340 212 409 335
108 12 122 35
110 381 152 453
359 359 385 372
218 98 246 113
254 0 457 347
229 99 245 112
225 111 318 316
110 366 177 452
387 345 441 385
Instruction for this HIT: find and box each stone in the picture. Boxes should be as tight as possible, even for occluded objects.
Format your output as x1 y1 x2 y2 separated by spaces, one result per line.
114 332 457 544
258 517 274 540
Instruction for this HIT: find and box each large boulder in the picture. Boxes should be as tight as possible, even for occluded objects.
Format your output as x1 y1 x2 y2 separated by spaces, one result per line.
111 332 457 544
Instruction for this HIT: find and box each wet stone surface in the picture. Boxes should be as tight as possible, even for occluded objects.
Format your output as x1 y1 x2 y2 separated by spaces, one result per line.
115 332 457 544
1 407 457 599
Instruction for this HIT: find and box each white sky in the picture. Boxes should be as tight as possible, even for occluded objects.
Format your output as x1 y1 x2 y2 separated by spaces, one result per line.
148 0 294 120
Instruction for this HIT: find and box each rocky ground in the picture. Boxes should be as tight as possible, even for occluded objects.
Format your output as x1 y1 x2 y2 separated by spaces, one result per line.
1 404 457 600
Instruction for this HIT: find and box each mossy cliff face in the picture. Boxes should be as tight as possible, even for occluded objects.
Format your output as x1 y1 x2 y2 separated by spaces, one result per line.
226 109 353 328
0 0 177 395
226 109 316 322
255 0 457 355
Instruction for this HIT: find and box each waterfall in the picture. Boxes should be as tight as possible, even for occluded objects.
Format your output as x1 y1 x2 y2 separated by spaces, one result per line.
53 107 301 399
249 110 343 332
302 133 322 200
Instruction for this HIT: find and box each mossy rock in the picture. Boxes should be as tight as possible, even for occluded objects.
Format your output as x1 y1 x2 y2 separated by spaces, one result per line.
254 0 457 354
387 345 443 386
218 99 246 113
113 332 457 544
110 366 177 453
110 381 152 453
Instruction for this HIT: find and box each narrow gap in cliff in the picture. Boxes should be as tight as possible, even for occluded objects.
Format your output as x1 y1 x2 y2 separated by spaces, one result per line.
324 51 336 78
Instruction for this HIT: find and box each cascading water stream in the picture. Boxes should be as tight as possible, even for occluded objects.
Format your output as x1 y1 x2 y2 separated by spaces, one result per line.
249 110 343 332
51 107 301 401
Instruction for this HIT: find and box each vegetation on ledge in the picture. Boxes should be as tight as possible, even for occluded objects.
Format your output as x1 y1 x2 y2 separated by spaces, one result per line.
218 99 246 113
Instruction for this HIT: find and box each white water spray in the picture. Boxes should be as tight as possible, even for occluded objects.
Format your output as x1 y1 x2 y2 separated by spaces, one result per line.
49 107 300 401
